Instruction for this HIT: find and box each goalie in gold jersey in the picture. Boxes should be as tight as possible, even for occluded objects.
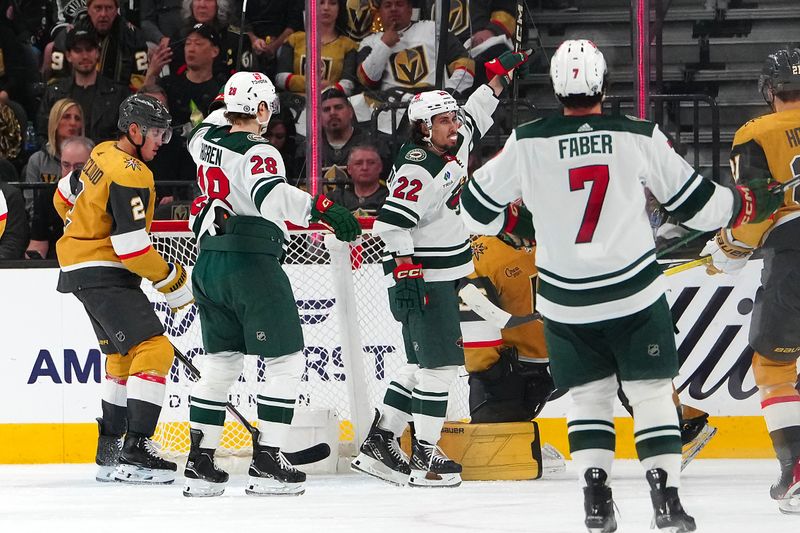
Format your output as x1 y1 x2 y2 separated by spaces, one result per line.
701 48 800 513
54 94 193 485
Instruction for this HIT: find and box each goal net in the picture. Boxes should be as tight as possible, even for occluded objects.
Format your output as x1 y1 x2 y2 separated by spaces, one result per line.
146 220 470 463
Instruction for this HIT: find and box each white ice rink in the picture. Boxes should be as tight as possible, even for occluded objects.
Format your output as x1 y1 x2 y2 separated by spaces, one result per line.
1 459 795 533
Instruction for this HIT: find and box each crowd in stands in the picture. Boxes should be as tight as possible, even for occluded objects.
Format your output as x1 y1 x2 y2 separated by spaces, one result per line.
0 0 531 261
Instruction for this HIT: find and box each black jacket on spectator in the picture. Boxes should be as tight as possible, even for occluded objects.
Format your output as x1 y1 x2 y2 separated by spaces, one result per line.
50 15 150 91
327 185 389 216
0 182 28 259
139 0 184 43
37 75 127 144
296 126 392 183
0 12 40 117
244 0 304 39
170 23 256 77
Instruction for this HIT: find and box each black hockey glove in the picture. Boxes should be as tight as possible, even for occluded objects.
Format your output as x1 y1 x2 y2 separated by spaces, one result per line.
310 194 362 242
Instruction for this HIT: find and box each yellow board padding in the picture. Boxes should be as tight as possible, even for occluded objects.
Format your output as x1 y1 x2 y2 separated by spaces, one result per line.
399 421 542 481
0 416 776 464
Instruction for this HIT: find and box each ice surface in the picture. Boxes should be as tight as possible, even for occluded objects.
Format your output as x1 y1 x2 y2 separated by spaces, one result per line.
0 460 793 533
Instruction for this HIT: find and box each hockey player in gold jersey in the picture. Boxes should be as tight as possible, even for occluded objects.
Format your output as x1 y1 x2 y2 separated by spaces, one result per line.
54 94 193 485
701 48 800 513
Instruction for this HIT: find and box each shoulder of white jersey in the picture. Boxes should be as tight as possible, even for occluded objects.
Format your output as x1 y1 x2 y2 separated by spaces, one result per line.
206 130 270 156
393 144 442 179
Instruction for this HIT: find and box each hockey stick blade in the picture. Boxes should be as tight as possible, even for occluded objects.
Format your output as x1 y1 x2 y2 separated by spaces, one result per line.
283 443 332 465
664 256 711 276
171 346 327 465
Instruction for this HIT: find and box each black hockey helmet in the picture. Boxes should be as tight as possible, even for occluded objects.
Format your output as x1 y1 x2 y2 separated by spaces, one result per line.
758 48 800 106
118 94 172 136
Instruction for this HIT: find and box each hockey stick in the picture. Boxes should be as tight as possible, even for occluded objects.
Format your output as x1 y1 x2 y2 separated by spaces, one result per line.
235 0 249 72
510 0 525 127
171 346 331 465
459 283 541 329
656 175 800 258
663 256 711 276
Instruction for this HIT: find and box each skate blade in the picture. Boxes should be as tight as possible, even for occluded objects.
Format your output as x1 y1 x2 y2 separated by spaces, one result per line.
408 470 461 488
113 464 175 485
681 425 718 470
778 481 800 514
96 465 117 483
183 477 226 497
245 476 304 496
541 443 567 475
350 454 409 486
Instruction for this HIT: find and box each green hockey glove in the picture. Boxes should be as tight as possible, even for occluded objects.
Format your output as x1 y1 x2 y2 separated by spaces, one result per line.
310 194 362 242
392 262 427 315
484 49 533 87
729 179 783 227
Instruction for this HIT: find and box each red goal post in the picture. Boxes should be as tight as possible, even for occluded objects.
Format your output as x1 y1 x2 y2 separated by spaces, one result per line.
147 219 470 464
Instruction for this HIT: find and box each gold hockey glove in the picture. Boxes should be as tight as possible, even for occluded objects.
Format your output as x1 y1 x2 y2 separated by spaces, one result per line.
154 262 194 311
700 229 753 276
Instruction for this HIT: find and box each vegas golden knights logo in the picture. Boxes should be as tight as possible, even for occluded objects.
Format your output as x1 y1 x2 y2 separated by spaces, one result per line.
346 0 374 41
431 0 469 36
301 55 333 80
390 46 430 87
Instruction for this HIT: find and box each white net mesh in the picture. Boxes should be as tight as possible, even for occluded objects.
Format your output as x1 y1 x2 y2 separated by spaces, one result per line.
147 221 470 460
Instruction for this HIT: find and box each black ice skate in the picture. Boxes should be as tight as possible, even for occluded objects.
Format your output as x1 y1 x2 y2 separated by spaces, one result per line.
351 409 411 486
246 441 306 496
183 429 229 497
114 433 177 484
646 468 696 532
680 413 717 470
95 418 122 483
583 468 617 533
409 438 462 487
770 456 800 514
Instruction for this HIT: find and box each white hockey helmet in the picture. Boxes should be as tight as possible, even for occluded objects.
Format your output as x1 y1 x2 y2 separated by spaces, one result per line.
550 39 608 97
407 90 463 142
223 71 280 116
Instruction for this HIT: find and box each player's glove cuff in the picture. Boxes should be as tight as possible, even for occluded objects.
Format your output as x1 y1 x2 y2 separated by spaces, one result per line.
700 230 753 276
154 262 194 311
391 262 427 313
501 203 536 243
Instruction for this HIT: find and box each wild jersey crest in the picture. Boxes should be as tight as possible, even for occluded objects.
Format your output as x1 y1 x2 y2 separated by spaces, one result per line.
345 0 374 41
390 46 430 87
406 148 427 162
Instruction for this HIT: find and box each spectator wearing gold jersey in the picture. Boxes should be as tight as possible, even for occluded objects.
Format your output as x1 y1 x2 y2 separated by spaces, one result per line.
275 0 358 96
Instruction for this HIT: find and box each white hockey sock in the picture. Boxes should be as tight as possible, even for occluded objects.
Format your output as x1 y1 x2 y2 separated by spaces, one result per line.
567 375 617 485
189 351 244 449
380 363 418 436
412 366 458 445
257 351 304 448
101 374 127 436
622 378 682 488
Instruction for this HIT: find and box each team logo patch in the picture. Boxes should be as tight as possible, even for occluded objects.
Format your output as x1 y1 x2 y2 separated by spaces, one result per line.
124 157 142 171
115 331 126 342
390 46 430 86
346 0 373 41
504 266 522 278
256 331 267 341
405 148 427 162
471 240 487 259
648 344 660 357
247 134 268 143
412 341 420 352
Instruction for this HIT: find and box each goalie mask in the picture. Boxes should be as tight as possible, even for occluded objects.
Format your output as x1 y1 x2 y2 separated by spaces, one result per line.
550 39 607 97
407 90 465 144
224 71 280 131
758 48 800 107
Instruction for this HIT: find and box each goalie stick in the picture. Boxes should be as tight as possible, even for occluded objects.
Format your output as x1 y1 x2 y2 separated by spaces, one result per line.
459 283 541 329
171 346 331 466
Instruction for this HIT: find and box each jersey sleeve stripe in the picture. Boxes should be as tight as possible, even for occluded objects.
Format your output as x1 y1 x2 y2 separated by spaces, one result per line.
469 178 506 210
381 200 421 222
110 228 152 258
662 172 701 210
117 246 152 260
251 176 286 208
460 182 504 224
664 179 716 222
375 209 417 229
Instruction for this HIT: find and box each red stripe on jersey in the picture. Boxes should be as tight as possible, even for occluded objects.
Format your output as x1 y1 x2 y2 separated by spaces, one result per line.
285 73 294 89
0 213 6 222
118 246 151 260
131 372 167 385
452 66 475 77
56 188 73 206
464 340 504 348
358 64 380 87
761 395 800 408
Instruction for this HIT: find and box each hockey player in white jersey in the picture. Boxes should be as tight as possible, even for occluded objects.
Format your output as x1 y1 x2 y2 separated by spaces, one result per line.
460 40 782 531
183 71 360 497
351 49 531 487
